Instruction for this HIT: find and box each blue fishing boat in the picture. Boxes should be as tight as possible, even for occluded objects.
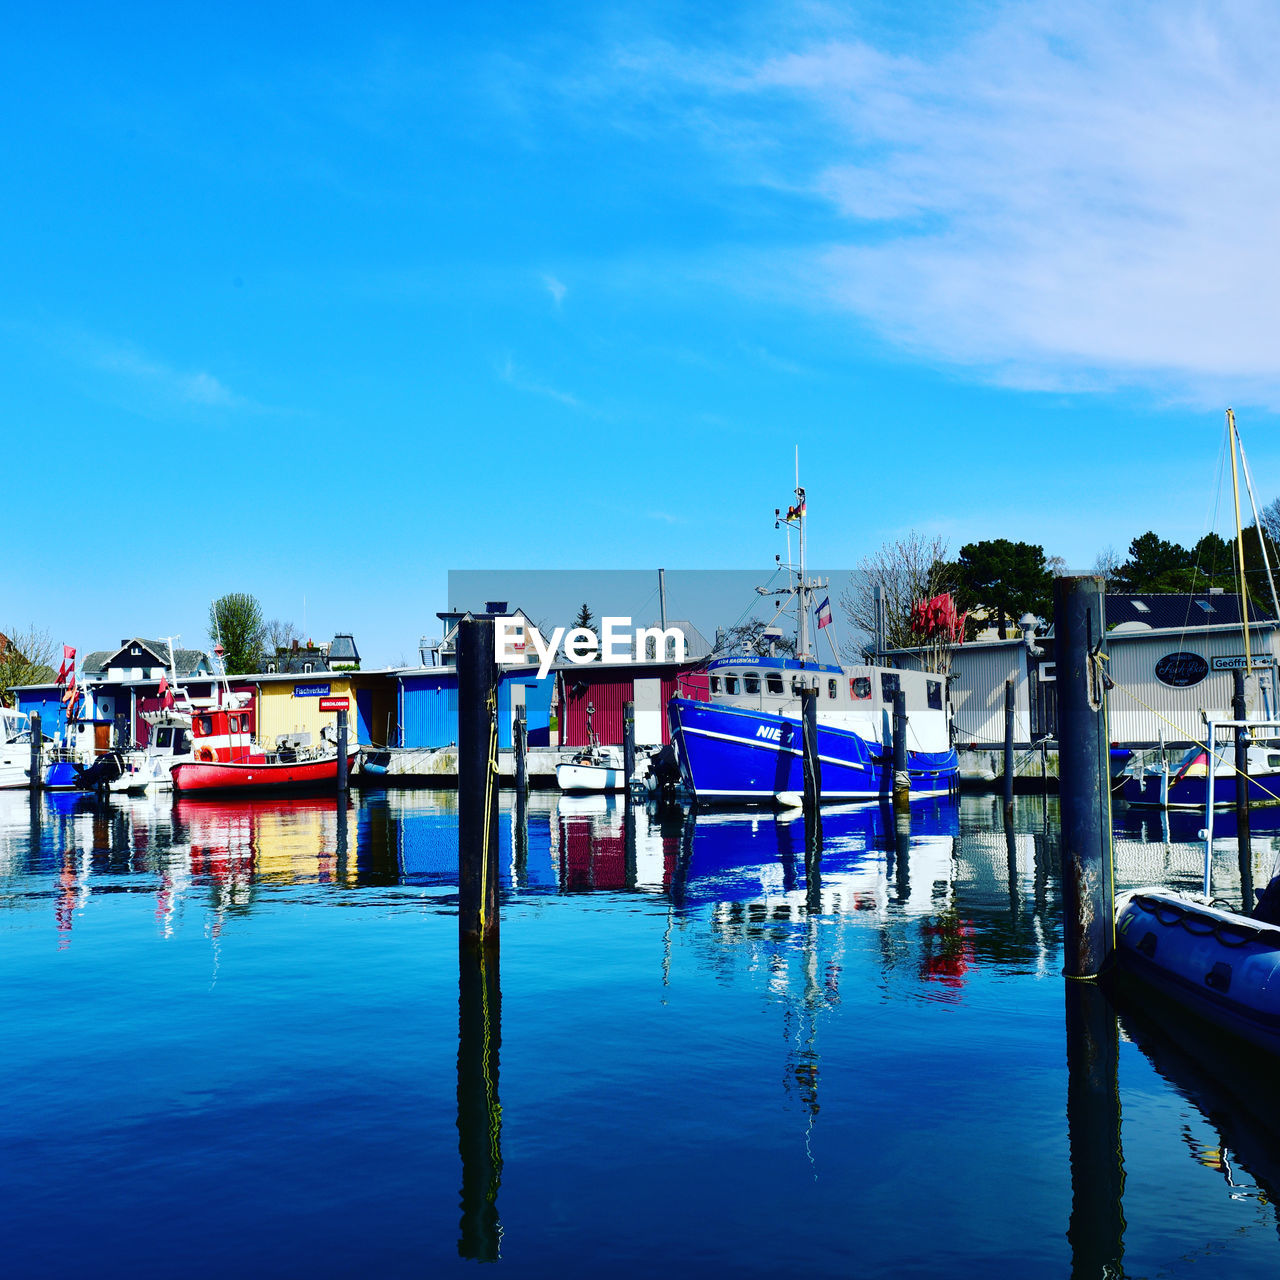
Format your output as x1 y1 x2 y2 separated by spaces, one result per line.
1115 888 1280 1055
668 474 959 805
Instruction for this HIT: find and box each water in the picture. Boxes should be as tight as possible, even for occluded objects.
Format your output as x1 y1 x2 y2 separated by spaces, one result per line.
1 789 1279 1277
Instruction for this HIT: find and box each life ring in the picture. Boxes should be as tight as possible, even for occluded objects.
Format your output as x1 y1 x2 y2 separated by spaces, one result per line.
197 746 215 762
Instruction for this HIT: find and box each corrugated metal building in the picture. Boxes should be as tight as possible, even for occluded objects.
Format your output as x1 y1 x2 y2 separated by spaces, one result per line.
396 668 555 750
249 672 397 747
557 663 710 747
14 685 68 739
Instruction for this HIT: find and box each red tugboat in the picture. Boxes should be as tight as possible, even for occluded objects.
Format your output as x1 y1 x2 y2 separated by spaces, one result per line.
170 706 355 795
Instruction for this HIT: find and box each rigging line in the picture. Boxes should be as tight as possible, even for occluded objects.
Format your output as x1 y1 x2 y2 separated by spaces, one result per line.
1173 420 1231 660
1228 409 1253 672
1236 428 1280 624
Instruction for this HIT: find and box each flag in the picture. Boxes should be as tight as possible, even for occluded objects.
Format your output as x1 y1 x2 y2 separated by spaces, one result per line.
61 672 77 708
57 644 75 686
785 499 807 523
816 596 833 629
157 674 176 710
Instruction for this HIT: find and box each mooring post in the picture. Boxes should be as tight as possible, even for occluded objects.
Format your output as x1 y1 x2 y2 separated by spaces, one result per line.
1232 667 1253 911
892 689 909 809
1054 575 1114 979
336 706 349 793
514 704 528 795
804 806 823 916
458 617 500 951
29 711 41 792
1003 677 1015 820
623 700 636 800
457 946 502 1261
801 684 821 810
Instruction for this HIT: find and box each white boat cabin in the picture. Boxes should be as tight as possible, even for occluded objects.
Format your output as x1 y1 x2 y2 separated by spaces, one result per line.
702 656 951 753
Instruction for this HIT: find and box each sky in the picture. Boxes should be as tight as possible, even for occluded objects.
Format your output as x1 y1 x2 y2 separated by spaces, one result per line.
6 0 1280 667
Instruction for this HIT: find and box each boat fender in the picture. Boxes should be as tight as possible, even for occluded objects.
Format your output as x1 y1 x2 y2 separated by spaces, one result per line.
197 746 215 762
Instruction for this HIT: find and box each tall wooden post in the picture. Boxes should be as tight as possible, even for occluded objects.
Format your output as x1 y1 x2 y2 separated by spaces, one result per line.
623 700 636 801
1003 677 1016 820
1054 575 1114 978
801 685 821 810
1233 668 1253 912
336 707 349 793
892 689 909 809
513 704 528 795
458 618 500 951
29 711 41 792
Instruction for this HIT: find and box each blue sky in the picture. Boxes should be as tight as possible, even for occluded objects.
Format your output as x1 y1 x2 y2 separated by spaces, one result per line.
6 1 1280 666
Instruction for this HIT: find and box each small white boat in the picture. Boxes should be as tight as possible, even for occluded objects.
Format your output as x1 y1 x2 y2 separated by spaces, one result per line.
556 744 626 793
0 708 35 789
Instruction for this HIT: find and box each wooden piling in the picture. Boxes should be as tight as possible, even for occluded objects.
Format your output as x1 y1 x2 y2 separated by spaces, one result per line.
1054 575 1114 979
514 704 528 795
800 685 821 810
1233 667 1253 912
28 711 41 792
623 700 635 801
1003 677 1015 819
336 707 349 794
458 617 500 951
892 689 909 809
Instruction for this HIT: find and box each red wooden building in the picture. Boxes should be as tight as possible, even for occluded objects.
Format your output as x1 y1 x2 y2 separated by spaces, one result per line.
555 661 709 748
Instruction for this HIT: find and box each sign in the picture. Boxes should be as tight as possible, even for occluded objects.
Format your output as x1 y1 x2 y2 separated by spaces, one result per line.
318 697 349 712
1211 654 1276 671
294 683 331 698
1154 652 1209 688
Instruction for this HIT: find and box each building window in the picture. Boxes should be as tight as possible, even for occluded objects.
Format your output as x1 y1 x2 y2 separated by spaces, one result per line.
304 663 314 673
130 646 140 656
267 663 276 673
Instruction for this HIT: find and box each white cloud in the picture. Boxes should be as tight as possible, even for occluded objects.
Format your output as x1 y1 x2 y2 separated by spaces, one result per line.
498 354 581 407
87 338 254 410
542 273 567 308
591 1 1280 401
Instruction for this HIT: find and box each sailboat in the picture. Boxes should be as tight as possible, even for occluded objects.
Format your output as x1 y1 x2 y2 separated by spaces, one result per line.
668 468 959 805
1123 409 1280 810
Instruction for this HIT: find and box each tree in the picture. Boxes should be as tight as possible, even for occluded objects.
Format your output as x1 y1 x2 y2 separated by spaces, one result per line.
573 603 594 632
839 531 956 658
1093 546 1121 583
718 619 796 658
1110 532 1193 594
264 617 302 654
1262 496 1280 545
209 593 265 675
0 626 57 706
953 539 1052 639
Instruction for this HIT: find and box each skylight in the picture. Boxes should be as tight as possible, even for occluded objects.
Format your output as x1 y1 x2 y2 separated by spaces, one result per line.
1196 600 1214 612
1133 601 1150 613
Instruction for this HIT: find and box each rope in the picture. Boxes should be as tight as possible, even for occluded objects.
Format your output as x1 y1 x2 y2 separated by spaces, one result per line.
1103 659 1280 805
479 687 500 932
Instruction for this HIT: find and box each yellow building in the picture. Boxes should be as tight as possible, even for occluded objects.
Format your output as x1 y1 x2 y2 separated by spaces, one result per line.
249 671 398 748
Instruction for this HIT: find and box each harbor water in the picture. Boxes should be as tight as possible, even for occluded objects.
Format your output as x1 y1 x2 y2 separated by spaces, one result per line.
3 789 1280 1276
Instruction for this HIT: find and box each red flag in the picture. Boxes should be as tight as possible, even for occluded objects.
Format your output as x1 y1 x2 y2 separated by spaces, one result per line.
57 644 75 686
157 674 176 710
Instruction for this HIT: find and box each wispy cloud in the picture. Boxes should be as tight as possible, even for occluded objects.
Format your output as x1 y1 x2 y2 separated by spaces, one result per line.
573 1 1280 402
498 355 581 407
542 273 567 308
647 510 686 524
88 340 253 409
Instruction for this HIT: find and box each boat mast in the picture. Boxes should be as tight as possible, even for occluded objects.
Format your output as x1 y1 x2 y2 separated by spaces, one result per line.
796 446 811 661
1228 408 1253 673
1234 419 1280 624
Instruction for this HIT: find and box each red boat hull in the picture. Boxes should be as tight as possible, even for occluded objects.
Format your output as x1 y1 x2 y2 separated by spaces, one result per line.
170 753 357 795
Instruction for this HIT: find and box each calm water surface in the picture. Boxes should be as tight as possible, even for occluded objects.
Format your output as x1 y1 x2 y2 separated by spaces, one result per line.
2 788 1280 1277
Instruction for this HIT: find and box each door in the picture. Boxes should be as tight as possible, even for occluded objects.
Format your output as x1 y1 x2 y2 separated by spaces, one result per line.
94 724 110 755
356 689 374 746
509 683 525 749
634 678 662 746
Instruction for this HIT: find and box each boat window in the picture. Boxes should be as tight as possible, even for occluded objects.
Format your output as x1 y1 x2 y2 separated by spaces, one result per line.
881 673 900 702
710 676 721 693
744 674 759 694
766 673 784 694
850 677 871 700
927 680 942 710
176 731 191 753
197 716 212 736
156 728 172 748
828 679 837 699
1270 753 1280 768
725 676 739 695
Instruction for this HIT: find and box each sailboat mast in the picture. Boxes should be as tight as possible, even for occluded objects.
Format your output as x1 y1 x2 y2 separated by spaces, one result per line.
1228 408 1253 673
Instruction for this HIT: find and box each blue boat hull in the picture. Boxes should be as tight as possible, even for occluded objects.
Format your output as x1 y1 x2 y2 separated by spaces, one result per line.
1115 890 1280 1055
668 697 958 804
1122 768 1280 809
42 760 83 790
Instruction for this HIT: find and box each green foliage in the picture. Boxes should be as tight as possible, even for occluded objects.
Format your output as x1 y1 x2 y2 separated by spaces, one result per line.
1109 529 1268 602
573 602 594 632
953 540 1052 639
209 593 266 675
